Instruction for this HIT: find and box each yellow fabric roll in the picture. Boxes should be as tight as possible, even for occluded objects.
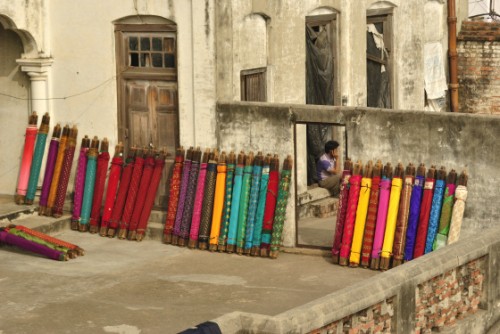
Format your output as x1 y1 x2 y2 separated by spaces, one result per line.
349 177 372 265
381 177 403 259
209 164 227 245
46 134 69 210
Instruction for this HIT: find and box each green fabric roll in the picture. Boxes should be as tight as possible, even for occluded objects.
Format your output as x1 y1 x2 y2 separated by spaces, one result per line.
236 164 253 250
218 162 235 247
8 228 70 254
270 161 292 256
26 132 48 203
80 154 97 227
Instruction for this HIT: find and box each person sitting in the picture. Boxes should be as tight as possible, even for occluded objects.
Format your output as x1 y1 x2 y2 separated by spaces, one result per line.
317 140 340 196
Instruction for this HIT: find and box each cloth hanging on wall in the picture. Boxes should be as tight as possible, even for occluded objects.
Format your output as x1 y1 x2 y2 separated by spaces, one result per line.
15 112 38 204
26 113 50 205
38 124 61 216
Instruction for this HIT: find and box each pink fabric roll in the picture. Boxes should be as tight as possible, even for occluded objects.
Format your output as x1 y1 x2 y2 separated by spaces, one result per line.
16 124 38 198
371 178 392 260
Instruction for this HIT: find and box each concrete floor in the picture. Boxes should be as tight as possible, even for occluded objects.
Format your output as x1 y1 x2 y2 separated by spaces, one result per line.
0 196 379 334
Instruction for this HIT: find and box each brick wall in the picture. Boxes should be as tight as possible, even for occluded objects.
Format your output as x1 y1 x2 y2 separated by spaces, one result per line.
458 21 500 114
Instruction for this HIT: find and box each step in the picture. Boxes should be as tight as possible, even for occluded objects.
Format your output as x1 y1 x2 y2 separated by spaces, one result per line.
297 186 331 206
298 196 339 219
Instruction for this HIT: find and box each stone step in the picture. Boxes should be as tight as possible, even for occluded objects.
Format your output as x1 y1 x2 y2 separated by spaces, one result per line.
298 196 339 219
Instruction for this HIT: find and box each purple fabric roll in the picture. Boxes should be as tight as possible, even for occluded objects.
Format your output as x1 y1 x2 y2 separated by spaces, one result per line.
72 147 88 222
173 158 192 237
39 139 59 208
404 175 425 261
0 230 65 261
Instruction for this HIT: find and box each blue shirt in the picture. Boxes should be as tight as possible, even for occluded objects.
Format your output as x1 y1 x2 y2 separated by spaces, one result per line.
317 153 336 181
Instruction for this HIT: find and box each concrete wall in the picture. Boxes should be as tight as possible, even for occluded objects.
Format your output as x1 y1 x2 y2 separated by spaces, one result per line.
217 102 500 247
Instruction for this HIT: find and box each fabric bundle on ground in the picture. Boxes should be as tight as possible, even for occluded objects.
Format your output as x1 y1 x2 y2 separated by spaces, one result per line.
349 161 372 267
45 125 70 216
172 147 193 245
236 152 255 254
259 155 280 257
188 149 210 248
424 166 447 254
391 163 415 267
78 136 98 231
178 148 201 246
7 227 72 257
413 166 436 259
404 164 426 262
339 160 363 266
269 156 293 259
12 225 84 256
360 160 382 267
108 148 136 238
119 149 145 239
250 154 270 256
136 151 166 241
217 152 235 252
198 152 218 250
100 143 124 236
0 228 66 261
26 113 50 205
89 138 110 233
71 136 90 230
208 152 227 251
226 152 245 253
433 170 457 250
128 151 155 240
243 152 264 254
447 171 468 245
52 126 78 218
15 112 38 205
38 124 61 216
370 163 392 270
331 159 353 263
380 163 404 270
163 147 184 243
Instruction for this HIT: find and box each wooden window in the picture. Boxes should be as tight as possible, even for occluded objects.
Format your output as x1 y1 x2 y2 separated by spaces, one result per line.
241 68 267 102
367 10 393 108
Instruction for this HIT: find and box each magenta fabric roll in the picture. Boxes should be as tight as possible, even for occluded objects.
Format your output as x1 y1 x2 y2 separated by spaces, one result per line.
371 177 391 260
339 174 362 260
39 139 59 208
173 158 192 237
189 161 208 241
331 170 351 258
0 230 65 261
72 147 88 222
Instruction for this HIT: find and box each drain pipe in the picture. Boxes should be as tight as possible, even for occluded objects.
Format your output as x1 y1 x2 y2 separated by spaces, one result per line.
448 0 459 112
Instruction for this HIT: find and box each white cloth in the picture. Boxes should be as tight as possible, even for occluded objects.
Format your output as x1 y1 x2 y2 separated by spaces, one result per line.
424 42 448 99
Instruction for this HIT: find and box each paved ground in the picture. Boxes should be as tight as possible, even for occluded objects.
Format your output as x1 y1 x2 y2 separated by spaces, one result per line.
0 196 379 334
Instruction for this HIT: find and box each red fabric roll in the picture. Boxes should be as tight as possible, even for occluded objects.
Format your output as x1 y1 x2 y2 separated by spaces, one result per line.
331 169 352 261
119 152 145 238
100 146 124 235
136 153 166 241
163 149 184 242
360 174 381 266
128 153 155 239
259 157 280 252
339 173 362 265
15 113 38 203
413 171 436 259
89 142 110 232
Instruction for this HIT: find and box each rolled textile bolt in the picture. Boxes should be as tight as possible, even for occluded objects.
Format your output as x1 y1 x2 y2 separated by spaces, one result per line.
71 136 91 230
38 124 62 216
242 152 264 255
217 151 236 252
78 136 99 232
226 151 246 254
250 154 271 257
236 151 254 255
163 146 185 244
89 138 110 234
259 154 280 258
447 171 468 245
26 113 51 205
209 151 228 252
15 112 38 205
171 147 194 246
424 166 447 254
45 124 70 216
198 150 219 251
100 143 124 236
188 148 210 249
432 169 458 251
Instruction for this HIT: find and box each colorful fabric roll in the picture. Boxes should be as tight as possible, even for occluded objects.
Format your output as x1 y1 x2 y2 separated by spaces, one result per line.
15 112 38 204
71 136 90 229
52 126 78 218
339 161 363 266
100 143 124 236
447 171 468 245
270 156 293 259
250 155 270 256
217 152 235 251
172 148 193 243
26 113 50 205
119 150 145 239
45 125 70 216
404 164 426 262
360 161 382 267
425 167 447 254
188 149 209 248
370 163 393 269
13 225 84 256
0 229 66 261
136 151 166 241
392 164 416 267
209 152 227 251
79 138 98 231
198 153 218 250
349 162 373 266
227 152 246 252
163 147 184 243
108 149 135 237
331 159 353 263
433 170 457 250
38 124 61 215
178 149 201 245
236 153 255 254
380 164 404 270
8 228 70 254
89 139 110 233
413 167 436 259
260 155 280 256
243 153 264 254
128 152 155 240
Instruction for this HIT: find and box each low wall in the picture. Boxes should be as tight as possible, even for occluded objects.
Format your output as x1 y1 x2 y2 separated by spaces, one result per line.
217 102 500 247
212 225 500 333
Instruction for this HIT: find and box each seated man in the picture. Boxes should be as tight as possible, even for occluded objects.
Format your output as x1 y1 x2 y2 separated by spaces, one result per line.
316 140 340 196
